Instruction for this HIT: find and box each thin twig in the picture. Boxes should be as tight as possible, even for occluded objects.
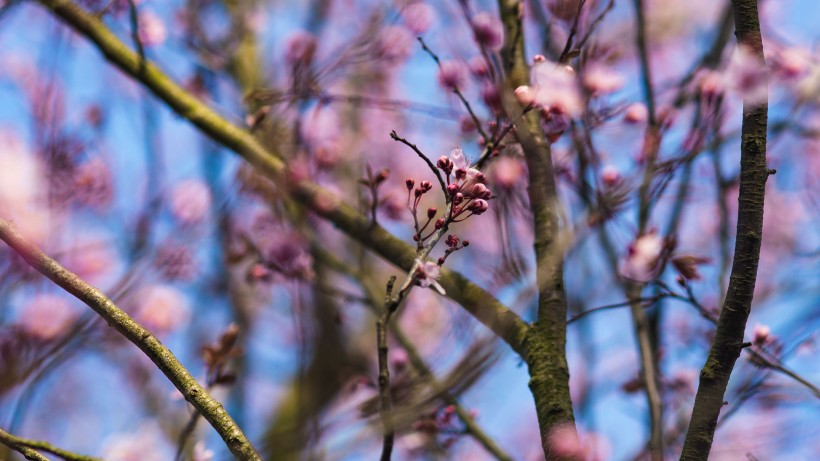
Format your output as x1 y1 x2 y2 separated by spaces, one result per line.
390 130 447 196
568 295 668 325
417 36 489 142
377 276 397 461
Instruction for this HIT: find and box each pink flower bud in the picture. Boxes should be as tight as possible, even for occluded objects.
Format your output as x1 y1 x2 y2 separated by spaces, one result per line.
601 166 622 187
406 178 415 190
375 168 390 183
468 199 489 214
481 84 501 111
753 324 771 346
438 60 468 90
471 183 489 198
469 56 490 78
435 217 446 229
514 85 535 106
138 11 167 47
623 103 649 124
284 31 317 65
533 54 546 63
169 179 212 225
471 12 503 51
401 3 435 34
427 207 437 219
420 180 432 191
447 183 459 195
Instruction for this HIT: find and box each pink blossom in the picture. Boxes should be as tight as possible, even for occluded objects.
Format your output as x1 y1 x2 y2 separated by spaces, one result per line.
725 45 768 105
471 12 504 51
547 423 583 459
0 134 49 243
64 237 119 287
600 165 621 187
401 3 435 34
134 285 191 335
19 294 78 340
414 258 441 289
138 11 167 47
620 232 667 282
449 148 469 171
623 103 649 124
772 47 810 79
437 60 468 90
73 157 114 210
169 179 212 225
284 31 317 65
753 323 772 346
695 69 725 99
375 26 415 62
583 64 625 95
530 61 583 117
192 442 214 461
481 83 502 112
469 56 490 78
101 423 165 461
490 157 525 190
514 85 536 106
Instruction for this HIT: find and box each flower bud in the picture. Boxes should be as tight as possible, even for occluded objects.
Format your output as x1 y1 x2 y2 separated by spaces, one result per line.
435 218 446 229
447 183 459 195
462 240 470 247
453 193 464 205
375 168 390 183
427 207 437 219
514 85 536 106
468 199 489 215
420 180 433 191
406 178 415 190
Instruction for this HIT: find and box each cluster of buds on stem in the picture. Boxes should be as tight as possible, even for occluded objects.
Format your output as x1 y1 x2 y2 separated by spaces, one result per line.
439 149 492 221
405 149 492 250
437 234 469 266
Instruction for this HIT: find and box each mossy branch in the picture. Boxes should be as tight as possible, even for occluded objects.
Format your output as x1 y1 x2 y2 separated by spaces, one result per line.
0 427 99 461
497 0 576 457
30 0 528 356
0 219 262 461
680 0 769 459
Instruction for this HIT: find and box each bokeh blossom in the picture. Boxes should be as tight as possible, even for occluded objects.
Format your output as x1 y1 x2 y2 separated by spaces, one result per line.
169 179 212 225
19 294 78 341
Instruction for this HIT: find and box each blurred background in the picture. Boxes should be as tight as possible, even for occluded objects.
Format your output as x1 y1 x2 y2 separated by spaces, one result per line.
0 0 818 459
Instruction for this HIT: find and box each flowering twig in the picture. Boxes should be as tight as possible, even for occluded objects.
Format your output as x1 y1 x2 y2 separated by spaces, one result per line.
390 130 446 196
0 219 261 461
30 0 529 357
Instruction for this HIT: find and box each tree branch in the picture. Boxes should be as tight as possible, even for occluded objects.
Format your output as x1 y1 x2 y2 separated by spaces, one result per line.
497 0 576 457
0 219 262 461
0 428 88 461
681 1 769 458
